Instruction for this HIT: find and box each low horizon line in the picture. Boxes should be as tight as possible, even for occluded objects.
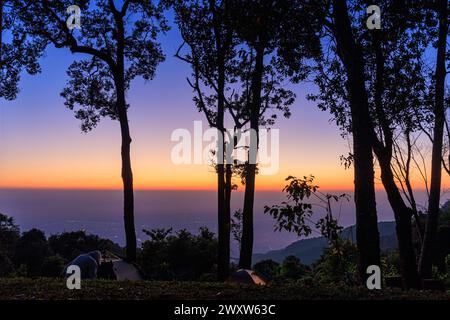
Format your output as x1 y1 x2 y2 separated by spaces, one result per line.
0 186 432 193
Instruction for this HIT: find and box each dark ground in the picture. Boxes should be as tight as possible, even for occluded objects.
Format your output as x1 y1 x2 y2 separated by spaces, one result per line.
0 278 449 300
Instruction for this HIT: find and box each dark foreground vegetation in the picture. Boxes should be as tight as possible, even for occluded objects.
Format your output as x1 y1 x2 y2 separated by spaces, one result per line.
0 278 449 300
2 210 450 296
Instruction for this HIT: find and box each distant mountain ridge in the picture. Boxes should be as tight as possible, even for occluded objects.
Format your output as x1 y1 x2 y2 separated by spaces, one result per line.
253 221 397 265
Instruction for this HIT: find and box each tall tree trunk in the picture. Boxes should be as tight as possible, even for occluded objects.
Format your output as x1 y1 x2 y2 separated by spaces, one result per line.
120 116 136 262
332 0 380 283
216 42 230 280
211 0 232 280
115 81 136 262
217 130 229 280
377 155 421 288
239 43 264 269
217 160 229 280
419 0 448 278
372 30 420 289
224 132 233 269
224 162 232 267
225 163 232 221
116 87 137 262
115 12 136 262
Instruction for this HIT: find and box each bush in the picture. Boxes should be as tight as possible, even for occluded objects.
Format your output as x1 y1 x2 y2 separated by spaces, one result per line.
48 230 123 261
138 227 218 281
382 251 400 277
14 229 49 277
41 255 66 277
313 239 358 285
279 255 310 280
0 214 20 277
0 252 15 277
253 259 280 281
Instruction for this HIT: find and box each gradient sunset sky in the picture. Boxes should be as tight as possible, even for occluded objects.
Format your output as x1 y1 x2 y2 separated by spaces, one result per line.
0 13 446 192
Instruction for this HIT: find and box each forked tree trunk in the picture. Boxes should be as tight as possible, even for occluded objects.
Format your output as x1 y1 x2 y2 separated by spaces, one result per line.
378 155 421 288
239 43 264 269
332 0 380 283
372 30 420 289
419 0 448 278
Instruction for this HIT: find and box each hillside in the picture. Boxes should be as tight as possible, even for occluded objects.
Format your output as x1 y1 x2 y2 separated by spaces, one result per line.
253 222 397 265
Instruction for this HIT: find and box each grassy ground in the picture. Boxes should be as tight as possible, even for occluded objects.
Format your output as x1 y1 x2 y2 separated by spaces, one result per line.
0 278 449 300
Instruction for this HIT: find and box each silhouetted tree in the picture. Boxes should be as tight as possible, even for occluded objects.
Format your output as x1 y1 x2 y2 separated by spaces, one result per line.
228 0 324 269
14 228 49 277
264 175 347 242
172 0 236 280
14 0 168 261
314 0 381 285
419 0 449 278
0 213 20 276
312 0 437 288
1 1 43 101
367 1 431 288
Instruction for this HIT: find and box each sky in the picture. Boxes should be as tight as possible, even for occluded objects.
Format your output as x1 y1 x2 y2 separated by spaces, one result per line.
0 12 446 192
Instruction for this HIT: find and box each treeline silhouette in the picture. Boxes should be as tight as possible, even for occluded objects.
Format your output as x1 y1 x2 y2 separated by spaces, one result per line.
0 0 449 289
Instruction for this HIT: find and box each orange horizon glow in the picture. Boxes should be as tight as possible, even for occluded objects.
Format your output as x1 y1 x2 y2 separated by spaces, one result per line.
0 169 444 193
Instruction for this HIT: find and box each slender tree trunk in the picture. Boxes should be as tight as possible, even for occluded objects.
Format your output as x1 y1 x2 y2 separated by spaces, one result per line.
419 0 448 278
224 131 233 268
216 47 230 281
371 30 420 288
217 161 229 280
332 0 380 283
377 155 421 288
240 162 256 269
239 43 264 269
224 162 232 267
115 85 137 262
115 14 136 262
225 163 232 220
217 133 230 280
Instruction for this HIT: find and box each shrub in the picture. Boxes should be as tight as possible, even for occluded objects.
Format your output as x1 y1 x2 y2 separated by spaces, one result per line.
382 251 400 277
279 255 310 280
313 239 358 285
0 252 15 277
14 229 50 277
41 255 66 277
48 230 123 261
0 214 20 277
138 227 218 281
253 259 280 281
